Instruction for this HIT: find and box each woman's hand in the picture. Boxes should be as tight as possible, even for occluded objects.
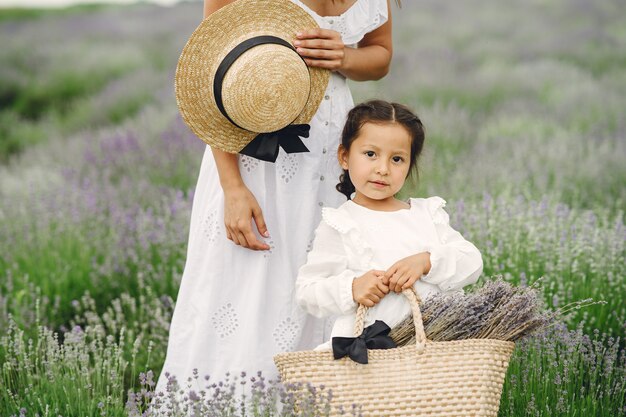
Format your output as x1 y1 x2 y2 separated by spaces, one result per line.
293 28 346 71
223 183 270 251
383 253 432 293
352 270 389 307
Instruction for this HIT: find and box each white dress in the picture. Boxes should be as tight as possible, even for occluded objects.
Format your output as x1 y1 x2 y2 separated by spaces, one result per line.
156 0 390 392
295 197 484 349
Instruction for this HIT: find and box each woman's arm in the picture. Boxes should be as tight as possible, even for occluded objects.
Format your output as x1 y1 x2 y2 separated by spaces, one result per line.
203 0 270 251
294 0 393 81
340 0 393 81
214 150 270 250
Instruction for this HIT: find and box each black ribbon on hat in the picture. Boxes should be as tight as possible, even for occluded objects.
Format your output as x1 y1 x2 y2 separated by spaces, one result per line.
332 320 397 364
239 124 310 162
213 35 312 163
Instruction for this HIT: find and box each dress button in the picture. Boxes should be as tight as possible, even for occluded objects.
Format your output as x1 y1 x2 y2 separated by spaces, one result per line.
324 121 329 126
322 148 327 154
329 19 334 24
320 176 325 181
324 95 330 100
318 202 324 207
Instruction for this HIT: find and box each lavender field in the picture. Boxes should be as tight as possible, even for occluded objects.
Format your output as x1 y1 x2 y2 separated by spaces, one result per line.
1 0 625 415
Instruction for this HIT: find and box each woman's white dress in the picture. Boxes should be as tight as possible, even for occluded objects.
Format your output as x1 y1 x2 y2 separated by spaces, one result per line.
156 0 389 392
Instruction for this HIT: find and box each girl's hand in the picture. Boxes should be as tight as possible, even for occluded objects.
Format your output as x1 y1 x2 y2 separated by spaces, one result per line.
293 28 346 71
383 253 432 293
352 270 389 307
223 183 270 251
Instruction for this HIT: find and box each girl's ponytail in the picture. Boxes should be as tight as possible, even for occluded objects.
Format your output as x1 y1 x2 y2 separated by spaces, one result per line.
336 170 355 200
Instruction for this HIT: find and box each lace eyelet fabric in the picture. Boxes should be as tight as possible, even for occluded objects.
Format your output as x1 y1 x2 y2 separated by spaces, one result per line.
202 210 220 242
335 17 348 39
211 303 239 339
239 155 260 173
276 152 299 184
273 317 301 351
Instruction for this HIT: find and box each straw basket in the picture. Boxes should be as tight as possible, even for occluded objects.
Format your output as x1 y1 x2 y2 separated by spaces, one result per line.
274 289 515 417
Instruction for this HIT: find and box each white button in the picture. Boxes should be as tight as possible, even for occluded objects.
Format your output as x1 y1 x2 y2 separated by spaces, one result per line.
320 176 325 181
324 121 329 126
324 95 330 100
318 202 323 207
329 19 334 24
322 148 327 154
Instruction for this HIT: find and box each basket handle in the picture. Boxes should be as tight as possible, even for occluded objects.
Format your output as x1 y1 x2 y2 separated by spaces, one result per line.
354 288 427 352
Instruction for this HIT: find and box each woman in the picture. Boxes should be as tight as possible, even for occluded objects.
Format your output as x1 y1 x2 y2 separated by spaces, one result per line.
157 0 394 392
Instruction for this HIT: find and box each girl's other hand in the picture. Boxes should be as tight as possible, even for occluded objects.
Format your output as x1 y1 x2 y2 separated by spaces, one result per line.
383 253 432 293
293 28 346 71
223 184 270 251
352 270 389 307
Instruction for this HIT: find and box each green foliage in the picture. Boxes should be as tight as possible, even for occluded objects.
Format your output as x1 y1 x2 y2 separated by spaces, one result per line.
0 280 170 416
0 112 47 161
0 3 183 161
0 4 109 23
501 324 626 416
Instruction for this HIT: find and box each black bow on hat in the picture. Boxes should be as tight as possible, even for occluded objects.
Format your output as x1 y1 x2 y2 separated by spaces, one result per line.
240 124 310 162
332 320 396 364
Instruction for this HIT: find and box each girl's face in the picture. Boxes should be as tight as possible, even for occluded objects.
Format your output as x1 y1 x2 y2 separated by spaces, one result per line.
338 121 412 208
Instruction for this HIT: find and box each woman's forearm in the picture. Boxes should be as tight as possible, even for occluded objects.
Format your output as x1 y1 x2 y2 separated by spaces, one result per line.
338 44 391 81
211 148 244 189
203 0 244 192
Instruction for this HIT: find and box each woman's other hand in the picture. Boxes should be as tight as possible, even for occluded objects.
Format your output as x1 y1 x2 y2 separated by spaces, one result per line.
352 270 389 307
294 1 392 81
383 252 431 293
293 28 346 71
223 183 270 251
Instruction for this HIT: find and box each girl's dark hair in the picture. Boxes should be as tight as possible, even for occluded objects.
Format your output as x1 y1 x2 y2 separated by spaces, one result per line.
336 100 425 200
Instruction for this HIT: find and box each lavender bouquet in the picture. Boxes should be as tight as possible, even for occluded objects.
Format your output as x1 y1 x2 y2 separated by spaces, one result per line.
389 278 599 347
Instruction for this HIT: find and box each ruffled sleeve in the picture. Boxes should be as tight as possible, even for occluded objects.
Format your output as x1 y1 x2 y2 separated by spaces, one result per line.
295 208 360 317
418 197 484 292
341 0 389 45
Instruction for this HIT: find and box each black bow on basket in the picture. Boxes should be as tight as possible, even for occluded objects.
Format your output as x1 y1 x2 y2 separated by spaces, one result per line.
332 320 396 364
240 124 310 163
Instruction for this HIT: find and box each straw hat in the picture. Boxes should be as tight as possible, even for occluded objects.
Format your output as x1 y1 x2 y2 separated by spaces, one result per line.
175 0 330 162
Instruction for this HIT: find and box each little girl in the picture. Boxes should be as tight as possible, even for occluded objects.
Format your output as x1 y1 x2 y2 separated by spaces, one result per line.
295 100 483 349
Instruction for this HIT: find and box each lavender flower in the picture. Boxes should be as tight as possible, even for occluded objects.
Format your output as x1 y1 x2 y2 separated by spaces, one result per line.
390 278 602 345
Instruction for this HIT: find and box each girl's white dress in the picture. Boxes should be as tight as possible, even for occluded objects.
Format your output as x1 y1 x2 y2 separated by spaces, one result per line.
296 197 483 349
156 0 389 392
